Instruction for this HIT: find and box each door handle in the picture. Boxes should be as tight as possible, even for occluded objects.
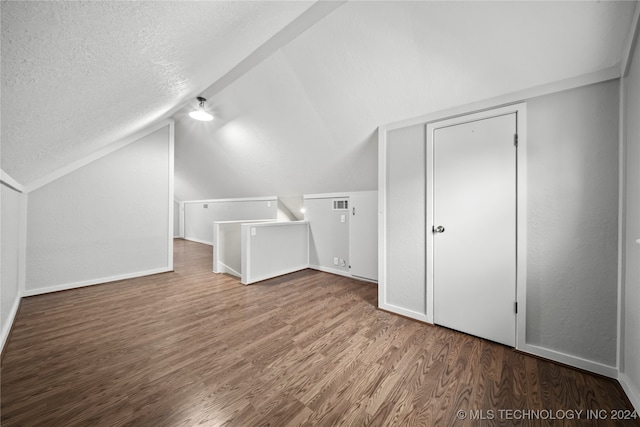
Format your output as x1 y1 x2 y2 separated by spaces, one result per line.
433 225 445 233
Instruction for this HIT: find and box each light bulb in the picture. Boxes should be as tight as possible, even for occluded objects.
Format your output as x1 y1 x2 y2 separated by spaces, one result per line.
189 109 213 121
189 97 213 121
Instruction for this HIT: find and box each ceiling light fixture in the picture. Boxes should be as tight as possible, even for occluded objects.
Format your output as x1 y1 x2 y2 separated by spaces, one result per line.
189 97 213 121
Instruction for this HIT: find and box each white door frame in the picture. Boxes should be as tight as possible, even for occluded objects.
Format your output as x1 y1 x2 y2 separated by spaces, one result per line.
425 103 527 349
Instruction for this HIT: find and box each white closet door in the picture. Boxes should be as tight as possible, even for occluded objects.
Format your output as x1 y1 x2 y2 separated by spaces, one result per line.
433 113 516 346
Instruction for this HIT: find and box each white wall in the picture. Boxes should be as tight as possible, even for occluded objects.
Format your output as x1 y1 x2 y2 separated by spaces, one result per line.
1 183 24 349
304 191 378 281
304 195 350 276
241 221 309 285
526 80 619 367
380 79 620 372
380 125 427 319
213 221 243 277
183 198 277 245
622 23 640 409
348 191 378 281
277 196 303 221
174 200 180 237
25 124 174 295
213 219 275 277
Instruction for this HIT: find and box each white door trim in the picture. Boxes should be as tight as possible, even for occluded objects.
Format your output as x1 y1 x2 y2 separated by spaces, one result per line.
425 103 527 350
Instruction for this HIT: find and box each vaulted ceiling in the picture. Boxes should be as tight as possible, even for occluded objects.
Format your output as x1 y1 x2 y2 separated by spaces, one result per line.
2 1 637 197
1 0 315 185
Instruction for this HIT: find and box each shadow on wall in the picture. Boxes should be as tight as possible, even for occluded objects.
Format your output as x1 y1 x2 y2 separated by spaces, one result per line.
274 129 377 222
326 129 378 191
277 196 304 221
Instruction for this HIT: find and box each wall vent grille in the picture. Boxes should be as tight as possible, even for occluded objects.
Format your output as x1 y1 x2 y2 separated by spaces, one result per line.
332 199 349 210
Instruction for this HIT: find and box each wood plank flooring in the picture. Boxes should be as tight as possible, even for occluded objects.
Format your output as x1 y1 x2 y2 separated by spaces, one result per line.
2 239 638 426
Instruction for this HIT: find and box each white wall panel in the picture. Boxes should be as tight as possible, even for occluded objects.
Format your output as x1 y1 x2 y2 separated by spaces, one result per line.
25 124 173 294
213 222 243 277
380 125 427 319
174 201 180 238
1 184 23 349
213 219 275 277
349 191 378 281
526 80 619 367
241 221 309 285
183 198 277 245
304 196 350 275
622 25 640 409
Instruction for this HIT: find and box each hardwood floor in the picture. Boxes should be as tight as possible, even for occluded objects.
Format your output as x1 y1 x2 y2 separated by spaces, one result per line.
2 239 638 426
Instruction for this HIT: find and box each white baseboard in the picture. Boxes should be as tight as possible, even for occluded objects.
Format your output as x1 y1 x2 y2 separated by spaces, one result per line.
1 293 22 353
352 275 378 284
182 237 213 246
522 343 618 378
308 264 356 278
242 265 308 285
308 265 378 284
214 262 241 278
619 373 640 412
377 302 430 323
22 267 173 297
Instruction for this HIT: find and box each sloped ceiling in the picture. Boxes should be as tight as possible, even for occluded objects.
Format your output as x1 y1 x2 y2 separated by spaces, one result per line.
174 0 636 201
1 1 637 198
1 0 314 185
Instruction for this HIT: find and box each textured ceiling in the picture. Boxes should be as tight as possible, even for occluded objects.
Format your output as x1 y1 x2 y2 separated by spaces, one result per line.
2 1 637 194
1 0 313 185
173 0 637 201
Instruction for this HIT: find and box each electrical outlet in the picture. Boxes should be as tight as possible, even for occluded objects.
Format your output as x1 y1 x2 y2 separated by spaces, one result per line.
340 259 346 267
333 257 338 265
